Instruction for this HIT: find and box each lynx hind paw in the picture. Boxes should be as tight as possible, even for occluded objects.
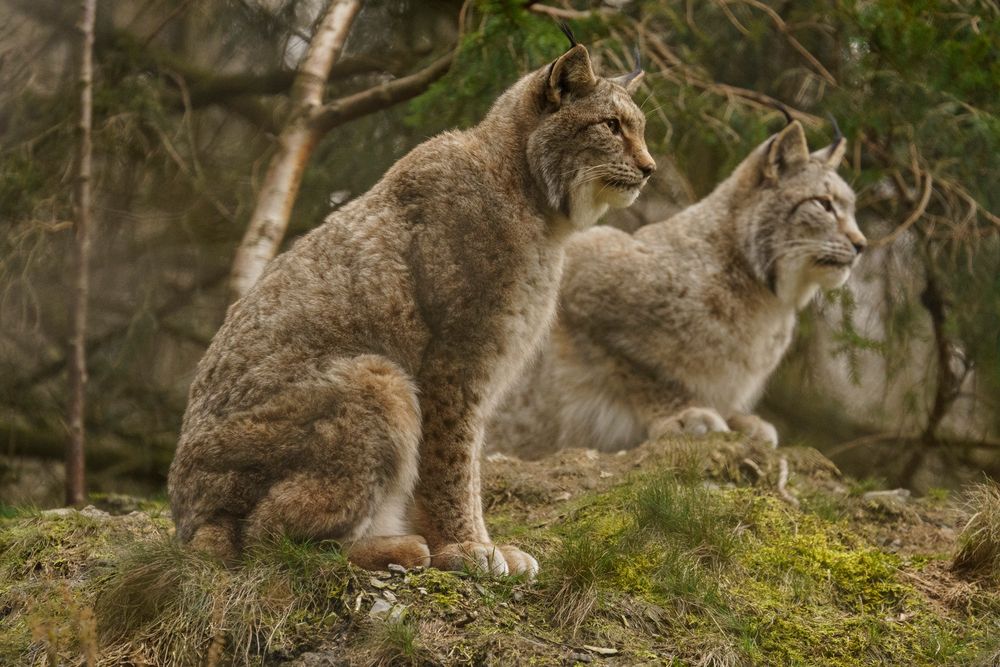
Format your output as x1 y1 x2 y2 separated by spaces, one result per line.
652 407 730 439
728 414 779 448
346 535 432 571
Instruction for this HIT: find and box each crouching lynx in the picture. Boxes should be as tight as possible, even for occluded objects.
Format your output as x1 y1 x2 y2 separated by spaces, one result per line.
489 119 864 458
168 29 654 576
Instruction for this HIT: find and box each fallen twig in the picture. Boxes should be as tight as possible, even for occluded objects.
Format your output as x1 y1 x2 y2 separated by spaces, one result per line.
777 457 799 508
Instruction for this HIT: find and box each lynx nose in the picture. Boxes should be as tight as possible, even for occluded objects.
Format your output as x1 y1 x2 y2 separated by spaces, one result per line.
852 239 867 254
639 159 656 178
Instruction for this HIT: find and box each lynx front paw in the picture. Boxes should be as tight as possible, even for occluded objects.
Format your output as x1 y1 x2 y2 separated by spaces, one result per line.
727 414 779 447
431 542 538 579
651 407 730 439
498 544 539 579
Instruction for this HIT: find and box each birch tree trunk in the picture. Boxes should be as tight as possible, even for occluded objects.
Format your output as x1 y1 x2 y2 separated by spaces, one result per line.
66 0 96 506
228 0 363 301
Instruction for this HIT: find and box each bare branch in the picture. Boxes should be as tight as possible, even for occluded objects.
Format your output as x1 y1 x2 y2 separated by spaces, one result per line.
524 2 610 20
642 30 823 127
310 50 456 134
872 169 934 248
229 0 363 301
776 457 799 507
725 0 837 85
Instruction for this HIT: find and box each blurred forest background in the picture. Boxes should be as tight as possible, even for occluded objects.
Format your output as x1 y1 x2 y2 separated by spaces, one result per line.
1 0 997 506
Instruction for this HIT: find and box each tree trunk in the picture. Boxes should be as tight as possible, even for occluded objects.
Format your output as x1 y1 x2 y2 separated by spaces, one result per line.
66 0 96 506
228 0 363 301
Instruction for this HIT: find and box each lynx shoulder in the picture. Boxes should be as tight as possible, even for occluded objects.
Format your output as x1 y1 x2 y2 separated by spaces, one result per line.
167 31 654 576
489 120 865 458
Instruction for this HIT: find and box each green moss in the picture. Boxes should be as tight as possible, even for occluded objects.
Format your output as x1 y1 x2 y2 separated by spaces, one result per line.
403 568 464 609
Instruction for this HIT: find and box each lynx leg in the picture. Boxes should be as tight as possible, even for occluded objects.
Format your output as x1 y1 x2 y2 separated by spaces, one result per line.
242 356 422 547
410 359 538 578
727 413 779 447
174 355 423 562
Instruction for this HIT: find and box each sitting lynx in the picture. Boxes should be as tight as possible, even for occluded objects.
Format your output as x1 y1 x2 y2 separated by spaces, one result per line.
489 119 864 458
168 29 654 576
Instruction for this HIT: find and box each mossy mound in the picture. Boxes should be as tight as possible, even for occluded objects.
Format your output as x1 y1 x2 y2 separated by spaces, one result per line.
1 436 997 666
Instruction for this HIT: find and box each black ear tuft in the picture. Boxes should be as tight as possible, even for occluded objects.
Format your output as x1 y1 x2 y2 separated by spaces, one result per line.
773 101 794 127
558 20 577 48
826 112 843 144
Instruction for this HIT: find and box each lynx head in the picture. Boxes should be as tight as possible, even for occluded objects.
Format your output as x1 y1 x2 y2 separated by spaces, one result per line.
500 25 655 228
735 119 866 308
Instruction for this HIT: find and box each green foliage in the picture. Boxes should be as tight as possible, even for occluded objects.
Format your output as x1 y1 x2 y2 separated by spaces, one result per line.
408 1 569 131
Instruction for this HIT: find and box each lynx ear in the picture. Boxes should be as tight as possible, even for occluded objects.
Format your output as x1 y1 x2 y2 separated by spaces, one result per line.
763 120 809 182
812 114 846 168
812 139 847 169
546 45 597 108
609 46 644 94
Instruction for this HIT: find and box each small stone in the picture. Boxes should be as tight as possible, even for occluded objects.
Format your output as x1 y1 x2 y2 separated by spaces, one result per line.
369 577 389 589
382 590 397 603
79 505 110 519
368 599 392 618
554 491 572 502
455 611 477 627
42 508 76 517
599 471 613 479
387 563 407 576
862 489 911 502
583 645 618 656
569 652 593 663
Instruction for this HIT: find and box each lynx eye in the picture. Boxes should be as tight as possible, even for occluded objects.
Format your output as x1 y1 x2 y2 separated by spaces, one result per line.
816 197 835 213
605 118 622 135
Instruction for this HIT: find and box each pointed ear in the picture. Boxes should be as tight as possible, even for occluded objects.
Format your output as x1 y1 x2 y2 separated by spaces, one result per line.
763 120 809 182
610 69 644 94
812 138 847 169
546 45 597 108
610 46 644 94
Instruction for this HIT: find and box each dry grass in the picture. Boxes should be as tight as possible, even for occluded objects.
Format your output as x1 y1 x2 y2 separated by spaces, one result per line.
546 532 617 635
952 479 1000 582
93 537 353 665
365 615 435 667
